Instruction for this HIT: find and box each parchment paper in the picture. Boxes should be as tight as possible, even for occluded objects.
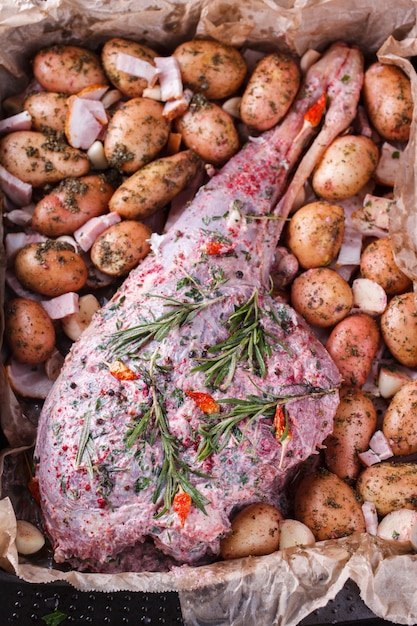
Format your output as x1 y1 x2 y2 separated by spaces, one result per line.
1 1 417 625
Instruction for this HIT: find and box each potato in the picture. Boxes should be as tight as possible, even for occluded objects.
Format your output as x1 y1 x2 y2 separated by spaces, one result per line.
290 267 353 328
378 366 412 399
360 237 412 296
312 135 379 201
357 462 417 517
220 503 283 560
4 297 56 364
323 386 377 482
363 62 413 142
14 240 88 297
172 39 247 100
0 131 90 186
286 201 345 268
109 150 201 220
326 313 380 387
294 469 366 541
278 519 315 550
90 220 151 276
104 98 171 174
240 52 301 131
377 509 417 549
24 91 68 136
382 380 417 456
31 174 114 237
175 95 239 165
380 292 417 367
33 44 108 95
101 38 157 98
15 520 45 555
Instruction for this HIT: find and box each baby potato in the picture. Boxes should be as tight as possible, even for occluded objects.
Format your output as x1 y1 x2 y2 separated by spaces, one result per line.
323 386 377 482
287 201 345 269
220 502 283 560
377 508 417 549
290 267 353 328
382 380 417 456
33 44 108 95
172 39 247 100
101 38 157 98
90 220 151 276
175 95 239 165
312 135 379 201
31 174 114 237
104 98 171 174
14 240 88 297
363 62 413 142
4 297 56 364
0 131 90 186
357 462 417 517
109 150 202 220
360 237 412 296
326 313 380 387
24 91 69 136
380 292 417 367
294 469 366 541
240 52 301 131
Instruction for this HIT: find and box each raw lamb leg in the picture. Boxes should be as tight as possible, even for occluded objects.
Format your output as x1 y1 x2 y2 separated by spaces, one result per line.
34 42 363 572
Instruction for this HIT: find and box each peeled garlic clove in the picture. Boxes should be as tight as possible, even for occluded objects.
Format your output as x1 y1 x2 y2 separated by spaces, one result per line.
61 293 100 341
279 518 315 550
16 520 45 555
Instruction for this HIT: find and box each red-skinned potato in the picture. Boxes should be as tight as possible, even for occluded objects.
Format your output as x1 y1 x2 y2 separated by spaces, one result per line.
360 237 412 296
101 38 157 99
33 44 108 94
380 292 417 367
294 469 366 540
32 174 114 237
326 313 380 387
24 91 69 136
4 297 56 364
324 386 377 482
220 503 283 560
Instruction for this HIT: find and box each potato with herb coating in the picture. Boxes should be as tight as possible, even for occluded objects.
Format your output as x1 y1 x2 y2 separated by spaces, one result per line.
14 240 88 297
290 267 353 328
240 52 301 131
360 237 412 296
4 298 55 364
294 469 366 540
173 39 247 100
104 98 171 174
24 91 69 136
363 62 413 142
357 462 417 517
382 380 417 456
109 150 202 220
0 131 90 186
101 37 157 98
90 220 151 277
287 201 345 269
380 292 417 367
33 44 108 95
175 95 239 165
220 503 283 560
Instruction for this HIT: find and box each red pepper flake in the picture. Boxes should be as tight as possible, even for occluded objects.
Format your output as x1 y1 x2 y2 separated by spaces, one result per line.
28 477 40 504
274 405 293 469
203 241 235 255
186 390 220 414
173 489 192 527
304 91 326 127
105 360 139 381
97 497 107 509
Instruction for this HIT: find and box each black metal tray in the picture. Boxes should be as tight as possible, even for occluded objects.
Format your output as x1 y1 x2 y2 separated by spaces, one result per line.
0 571 405 625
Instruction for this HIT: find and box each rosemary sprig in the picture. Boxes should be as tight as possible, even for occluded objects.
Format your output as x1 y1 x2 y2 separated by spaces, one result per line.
127 352 210 516
107 293 222 356
192 289 289 389
196 386 338 462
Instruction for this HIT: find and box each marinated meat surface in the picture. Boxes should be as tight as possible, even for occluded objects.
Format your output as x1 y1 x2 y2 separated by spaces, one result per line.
35 43 363 572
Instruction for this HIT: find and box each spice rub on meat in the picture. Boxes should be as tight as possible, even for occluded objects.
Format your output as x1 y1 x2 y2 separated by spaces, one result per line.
34 43 364 572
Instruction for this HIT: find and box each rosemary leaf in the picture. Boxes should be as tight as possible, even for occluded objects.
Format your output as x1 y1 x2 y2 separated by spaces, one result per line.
75 411 92 468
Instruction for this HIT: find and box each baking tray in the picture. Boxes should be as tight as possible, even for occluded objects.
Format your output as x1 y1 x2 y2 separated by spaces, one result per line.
0 570 403 625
